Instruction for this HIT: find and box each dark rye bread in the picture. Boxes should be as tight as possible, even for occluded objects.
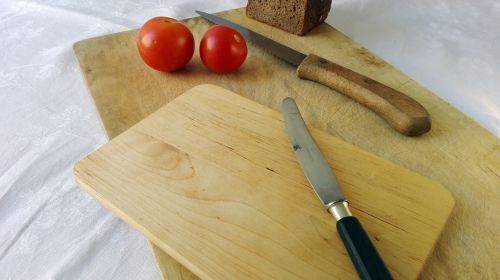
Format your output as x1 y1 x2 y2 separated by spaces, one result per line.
246 0 332 35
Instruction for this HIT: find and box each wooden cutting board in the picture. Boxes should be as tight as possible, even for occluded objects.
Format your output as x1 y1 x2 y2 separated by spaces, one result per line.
74 84 454 280
73 8 500 280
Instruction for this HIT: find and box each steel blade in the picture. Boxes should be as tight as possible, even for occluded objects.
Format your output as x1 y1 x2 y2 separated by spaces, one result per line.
196 11 306 67
281 97 345 206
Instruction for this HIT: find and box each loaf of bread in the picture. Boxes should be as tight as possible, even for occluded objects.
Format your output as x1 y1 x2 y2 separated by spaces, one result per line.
246 0 332 35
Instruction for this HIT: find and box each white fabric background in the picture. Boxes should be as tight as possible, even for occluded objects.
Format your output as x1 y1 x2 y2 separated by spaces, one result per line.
0 0 498 279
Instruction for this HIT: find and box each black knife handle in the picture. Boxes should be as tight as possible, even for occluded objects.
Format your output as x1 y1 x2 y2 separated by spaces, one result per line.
336 216 393 280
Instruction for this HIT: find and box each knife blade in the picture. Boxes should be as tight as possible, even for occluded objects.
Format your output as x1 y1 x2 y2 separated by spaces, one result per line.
282 98 345 206
196 10 431 137
282 97 393 280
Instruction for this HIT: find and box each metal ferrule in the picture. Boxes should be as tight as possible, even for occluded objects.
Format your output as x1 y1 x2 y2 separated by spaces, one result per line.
327 201 352 222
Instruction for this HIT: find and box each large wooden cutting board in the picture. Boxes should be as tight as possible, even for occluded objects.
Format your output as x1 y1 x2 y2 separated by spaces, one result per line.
74 84 454 280
73 8 500 280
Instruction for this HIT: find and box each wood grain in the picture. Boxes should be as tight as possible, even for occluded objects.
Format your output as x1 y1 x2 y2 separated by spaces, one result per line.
73 8 500 279
74 84 454 280
149 244 199 280
296 54 431 136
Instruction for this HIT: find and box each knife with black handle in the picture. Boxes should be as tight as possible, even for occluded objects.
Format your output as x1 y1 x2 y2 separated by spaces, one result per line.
196 11 430 136
281 97 393 280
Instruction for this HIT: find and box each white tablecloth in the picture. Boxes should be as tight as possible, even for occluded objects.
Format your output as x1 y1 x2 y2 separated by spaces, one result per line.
0 0 498 279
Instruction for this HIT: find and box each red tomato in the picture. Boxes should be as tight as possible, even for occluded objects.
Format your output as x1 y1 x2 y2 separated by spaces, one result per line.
137 17 194 72
199 25 247 73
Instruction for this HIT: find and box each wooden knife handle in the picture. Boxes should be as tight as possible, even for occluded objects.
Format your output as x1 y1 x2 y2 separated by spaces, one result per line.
337 216 393 280
296 54 431 136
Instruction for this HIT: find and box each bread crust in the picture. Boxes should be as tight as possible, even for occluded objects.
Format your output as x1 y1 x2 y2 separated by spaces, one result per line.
246 0 332 35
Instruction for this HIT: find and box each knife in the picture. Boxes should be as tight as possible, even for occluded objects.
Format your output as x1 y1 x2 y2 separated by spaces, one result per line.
282 97 393 280
196 10 431 136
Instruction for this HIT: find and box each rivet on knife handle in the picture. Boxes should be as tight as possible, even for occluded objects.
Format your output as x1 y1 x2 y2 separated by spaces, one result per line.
296 54 431 136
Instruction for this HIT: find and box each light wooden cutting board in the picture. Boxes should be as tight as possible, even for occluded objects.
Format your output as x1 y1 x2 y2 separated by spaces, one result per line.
74 84 454 280
73 8 500 280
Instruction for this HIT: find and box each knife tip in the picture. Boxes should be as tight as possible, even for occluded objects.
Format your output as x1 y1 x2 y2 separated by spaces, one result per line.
281 97 298 112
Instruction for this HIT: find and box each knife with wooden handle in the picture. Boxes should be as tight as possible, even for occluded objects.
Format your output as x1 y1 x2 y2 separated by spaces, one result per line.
196 11 431 136
281 97 393 280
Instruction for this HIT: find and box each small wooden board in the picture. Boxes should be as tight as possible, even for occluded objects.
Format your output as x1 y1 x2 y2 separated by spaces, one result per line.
74 84 454 280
